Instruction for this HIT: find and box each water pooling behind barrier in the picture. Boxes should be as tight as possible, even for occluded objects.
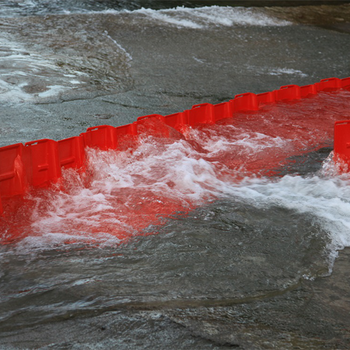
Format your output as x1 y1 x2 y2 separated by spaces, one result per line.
1 76 350 244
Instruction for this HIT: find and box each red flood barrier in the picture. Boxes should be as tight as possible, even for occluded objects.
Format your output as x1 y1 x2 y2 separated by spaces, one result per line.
58 136 85 170
334 120 350 170
1 76 350 216
187 103 216 126
82 125 119 150
274 85 301 101
137 114 170 137
24 139 62 188
0 143 29 198
233 92 259 112
317 77 343 91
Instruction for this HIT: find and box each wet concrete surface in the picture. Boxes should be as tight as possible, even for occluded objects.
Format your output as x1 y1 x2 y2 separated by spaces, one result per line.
1 248 349 349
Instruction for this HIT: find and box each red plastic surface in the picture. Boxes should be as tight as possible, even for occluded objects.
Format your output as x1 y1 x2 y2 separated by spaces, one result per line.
0 143 29 197
25 139 61 188
115 123 138 150
137 114 170 138
342 77 350 88
334 120 350 167
187 103 215 126
257 91 274 105
58 136 85 170
274 85 301 101
164 112 186 131
233 92 259 112
82 125 118 150
213 101 233 122
300 84 317 98
316 77 342 91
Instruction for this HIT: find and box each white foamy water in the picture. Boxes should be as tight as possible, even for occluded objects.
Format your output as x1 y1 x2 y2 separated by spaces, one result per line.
267 68 308 77
185 125 288 157
1 0 292 28
119 6 291 29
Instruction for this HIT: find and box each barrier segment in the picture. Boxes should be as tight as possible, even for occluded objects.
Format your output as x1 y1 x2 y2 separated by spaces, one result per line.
233 92 259 112
342 77 350 88
186 103 215 126
274 85 301 101
115 123 138 151
317 77 342 92
24 139 61 188
257 91 275 105
213 101 233 122
0 143 30 198
300 84 317 98
81 125 118 150
334 120 350 169
58 136 85 170
137 114 170 137
164 112 187 132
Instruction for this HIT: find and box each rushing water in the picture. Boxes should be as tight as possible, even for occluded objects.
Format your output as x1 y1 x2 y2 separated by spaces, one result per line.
1 1 350 349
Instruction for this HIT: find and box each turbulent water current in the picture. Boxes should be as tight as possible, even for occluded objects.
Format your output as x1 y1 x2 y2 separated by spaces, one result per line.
1 1 350 349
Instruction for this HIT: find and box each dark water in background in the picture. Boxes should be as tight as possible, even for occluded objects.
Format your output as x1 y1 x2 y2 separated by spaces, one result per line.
1 1 350 349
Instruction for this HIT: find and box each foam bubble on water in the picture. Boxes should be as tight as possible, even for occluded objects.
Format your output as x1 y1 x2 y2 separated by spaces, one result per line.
132 8 203 29
245 65 308 77
186 125 288 157
83 138 225 203
267 68 308 77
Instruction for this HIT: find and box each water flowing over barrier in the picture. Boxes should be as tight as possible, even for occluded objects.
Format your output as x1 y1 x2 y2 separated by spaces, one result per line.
1 77 350 243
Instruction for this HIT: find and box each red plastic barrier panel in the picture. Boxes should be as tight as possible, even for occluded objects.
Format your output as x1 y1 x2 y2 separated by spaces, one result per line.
341 77 350 89
137 114 171 138
164 112 187 131
25 139 61 188
115 123 138 151
334 120 350 169
0 194 2 215
300 84 317 98
316 77 342 92
0 143 29 197
213 101 233 122
257 91 275 105
187 103 215 126
232 92 259 112
274 85 301 101
58 136 85 170
81 125 118 151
